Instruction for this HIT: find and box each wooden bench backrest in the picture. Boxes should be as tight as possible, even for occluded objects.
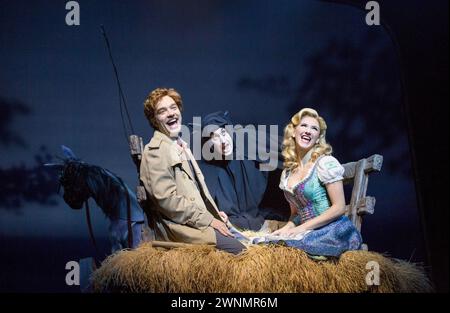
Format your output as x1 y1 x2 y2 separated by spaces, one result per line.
341 154 383 233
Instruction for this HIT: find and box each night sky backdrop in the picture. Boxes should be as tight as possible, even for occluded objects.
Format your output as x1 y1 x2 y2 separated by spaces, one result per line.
1 0 445 292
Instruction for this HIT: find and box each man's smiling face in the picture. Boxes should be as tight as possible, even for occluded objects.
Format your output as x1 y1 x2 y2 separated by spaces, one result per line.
155 95 182 137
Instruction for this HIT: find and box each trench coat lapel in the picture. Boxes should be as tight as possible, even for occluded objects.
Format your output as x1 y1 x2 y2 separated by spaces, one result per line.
180 156 195 181
184 148 204 182
152 131 218 215
184 147 221 215
152 131 195 180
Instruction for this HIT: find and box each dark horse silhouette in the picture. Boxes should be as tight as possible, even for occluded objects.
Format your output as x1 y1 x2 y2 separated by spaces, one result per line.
46 146 145 253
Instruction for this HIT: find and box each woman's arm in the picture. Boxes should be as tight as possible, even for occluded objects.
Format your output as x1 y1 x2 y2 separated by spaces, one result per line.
270 202 297 235
285 180 346 236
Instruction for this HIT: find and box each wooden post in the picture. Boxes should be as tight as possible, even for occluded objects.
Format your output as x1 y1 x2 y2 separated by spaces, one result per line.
129 134 154 240
342 154 383 250
348 158 368 231
129 135 142 169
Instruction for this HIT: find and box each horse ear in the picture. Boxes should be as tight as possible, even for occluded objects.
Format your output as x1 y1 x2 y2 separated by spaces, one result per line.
44 163 65 171
61 145 78 160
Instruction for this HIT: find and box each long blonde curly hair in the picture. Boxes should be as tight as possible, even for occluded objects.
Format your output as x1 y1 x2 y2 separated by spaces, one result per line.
282 108 332 170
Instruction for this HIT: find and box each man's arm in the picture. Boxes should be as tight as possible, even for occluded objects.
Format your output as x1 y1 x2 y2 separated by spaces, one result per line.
140 147 214 230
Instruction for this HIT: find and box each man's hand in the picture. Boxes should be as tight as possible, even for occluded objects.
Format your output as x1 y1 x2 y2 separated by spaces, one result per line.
218 211 229 224
210 218 234 237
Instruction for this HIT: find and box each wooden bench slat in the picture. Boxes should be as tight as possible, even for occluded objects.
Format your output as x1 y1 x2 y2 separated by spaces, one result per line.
345 196 376 216
342 154 383 182
151 240 195 249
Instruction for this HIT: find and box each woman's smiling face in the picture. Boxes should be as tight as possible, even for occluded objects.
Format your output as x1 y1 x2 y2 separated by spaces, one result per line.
294 115 320 153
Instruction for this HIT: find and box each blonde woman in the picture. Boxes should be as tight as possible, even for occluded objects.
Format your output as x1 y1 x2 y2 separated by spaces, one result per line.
270 108 362 257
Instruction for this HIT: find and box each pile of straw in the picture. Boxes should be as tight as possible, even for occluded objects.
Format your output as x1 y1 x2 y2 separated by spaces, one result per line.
91 243 432 293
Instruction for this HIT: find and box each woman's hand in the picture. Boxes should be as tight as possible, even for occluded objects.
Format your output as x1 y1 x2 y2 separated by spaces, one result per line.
283 225 308 238
271 222 295 236
210 218 234 237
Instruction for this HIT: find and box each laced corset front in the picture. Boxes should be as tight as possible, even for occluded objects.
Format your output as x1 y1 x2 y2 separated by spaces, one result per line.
283 156 331 225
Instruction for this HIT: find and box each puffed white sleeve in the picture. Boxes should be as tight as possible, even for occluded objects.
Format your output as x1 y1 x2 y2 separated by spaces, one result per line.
317 155 345 185
279 169 289 191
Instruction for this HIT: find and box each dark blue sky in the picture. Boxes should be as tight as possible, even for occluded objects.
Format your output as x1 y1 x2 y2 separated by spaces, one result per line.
0 0 426 291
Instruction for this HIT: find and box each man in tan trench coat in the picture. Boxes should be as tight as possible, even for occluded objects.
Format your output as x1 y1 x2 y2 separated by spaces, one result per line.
140 87 246 254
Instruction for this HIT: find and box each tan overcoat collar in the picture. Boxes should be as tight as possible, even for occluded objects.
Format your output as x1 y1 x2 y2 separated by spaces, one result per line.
149 130 195 179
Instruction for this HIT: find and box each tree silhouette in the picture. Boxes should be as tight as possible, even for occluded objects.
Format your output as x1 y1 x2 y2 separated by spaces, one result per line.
0 97 31 147
0 146 59 212
0 98 59 212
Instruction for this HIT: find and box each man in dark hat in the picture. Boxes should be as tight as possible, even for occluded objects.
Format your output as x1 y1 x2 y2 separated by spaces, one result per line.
198 111 284 231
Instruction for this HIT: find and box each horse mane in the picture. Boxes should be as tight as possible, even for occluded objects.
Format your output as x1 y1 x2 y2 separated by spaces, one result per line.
85 164 123 189
79 163 128 219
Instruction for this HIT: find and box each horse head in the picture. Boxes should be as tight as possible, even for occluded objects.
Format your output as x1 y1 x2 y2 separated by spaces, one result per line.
45 145 92 210
59 160 92 210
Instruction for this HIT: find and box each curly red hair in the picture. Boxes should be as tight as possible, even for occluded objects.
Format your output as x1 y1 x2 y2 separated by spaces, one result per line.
143 88 183 130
